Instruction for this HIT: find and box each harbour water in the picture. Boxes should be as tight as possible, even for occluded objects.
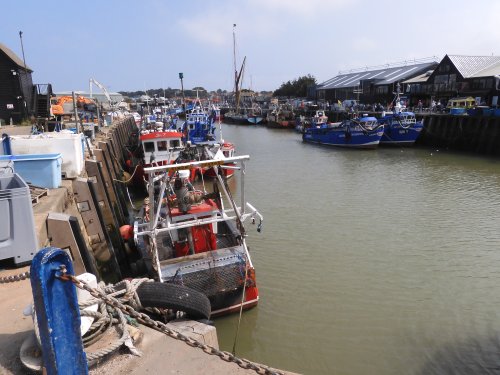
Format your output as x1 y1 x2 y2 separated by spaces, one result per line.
213 124 500 375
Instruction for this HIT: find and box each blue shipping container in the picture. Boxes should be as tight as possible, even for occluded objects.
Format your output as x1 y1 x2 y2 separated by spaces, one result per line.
0 154 62 188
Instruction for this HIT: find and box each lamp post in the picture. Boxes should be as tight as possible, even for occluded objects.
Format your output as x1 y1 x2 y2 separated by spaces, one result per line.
179 72 185 111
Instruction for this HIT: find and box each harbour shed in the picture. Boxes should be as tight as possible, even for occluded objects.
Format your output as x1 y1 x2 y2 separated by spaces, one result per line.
316 59 438 105
405 55 500 107
0 43 34 124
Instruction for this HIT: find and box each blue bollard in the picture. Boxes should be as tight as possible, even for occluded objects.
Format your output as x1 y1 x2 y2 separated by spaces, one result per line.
30 247 88 375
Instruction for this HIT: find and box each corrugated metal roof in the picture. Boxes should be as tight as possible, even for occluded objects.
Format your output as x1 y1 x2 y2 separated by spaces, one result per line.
318 62 436 89
402 70 434 84
447 55 500 78
0 43 33 72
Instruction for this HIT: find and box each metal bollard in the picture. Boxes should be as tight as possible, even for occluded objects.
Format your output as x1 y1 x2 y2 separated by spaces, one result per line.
30 247 88 375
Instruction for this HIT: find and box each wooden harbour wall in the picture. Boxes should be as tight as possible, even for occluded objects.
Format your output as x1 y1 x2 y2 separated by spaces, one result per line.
416 114 500 156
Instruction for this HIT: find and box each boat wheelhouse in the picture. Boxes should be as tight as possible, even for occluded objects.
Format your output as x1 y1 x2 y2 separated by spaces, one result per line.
181 102 216 144
140 131 184 167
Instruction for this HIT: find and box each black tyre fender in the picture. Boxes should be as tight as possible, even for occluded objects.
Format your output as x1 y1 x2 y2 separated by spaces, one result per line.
137 282 211 320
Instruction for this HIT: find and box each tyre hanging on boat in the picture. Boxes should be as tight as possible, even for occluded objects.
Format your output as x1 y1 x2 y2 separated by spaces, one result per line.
137 282 211 320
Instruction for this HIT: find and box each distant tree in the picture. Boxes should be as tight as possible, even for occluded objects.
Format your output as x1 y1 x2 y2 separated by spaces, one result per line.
273 75 317 98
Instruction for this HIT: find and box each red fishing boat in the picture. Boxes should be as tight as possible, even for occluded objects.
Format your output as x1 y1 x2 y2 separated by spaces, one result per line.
202 142 237 179
134 157 263 317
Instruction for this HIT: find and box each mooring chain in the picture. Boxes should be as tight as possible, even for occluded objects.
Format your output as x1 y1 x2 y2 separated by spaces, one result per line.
0 271 31 284
57 267 283 375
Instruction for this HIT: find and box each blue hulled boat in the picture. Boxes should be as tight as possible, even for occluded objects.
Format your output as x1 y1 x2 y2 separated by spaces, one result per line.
377 82 423 146
302 116 384 148
180 101 216 144
377 110 423 145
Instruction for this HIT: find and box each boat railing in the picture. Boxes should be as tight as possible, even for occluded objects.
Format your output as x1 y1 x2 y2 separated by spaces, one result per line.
140 155 262 280
135 206 258 236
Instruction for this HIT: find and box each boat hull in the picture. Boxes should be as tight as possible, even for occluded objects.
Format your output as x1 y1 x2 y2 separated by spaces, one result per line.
302 125 384 148
203 164 235 178
266 120 293 129
159 246 258 317
380 121 423 145
224 114 249 125
247 116 263 124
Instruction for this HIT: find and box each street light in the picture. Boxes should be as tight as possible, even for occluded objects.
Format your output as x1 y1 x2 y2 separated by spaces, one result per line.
179 72 185 111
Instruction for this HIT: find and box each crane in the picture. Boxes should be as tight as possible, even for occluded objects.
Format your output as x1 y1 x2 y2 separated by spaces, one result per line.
89 78 114 109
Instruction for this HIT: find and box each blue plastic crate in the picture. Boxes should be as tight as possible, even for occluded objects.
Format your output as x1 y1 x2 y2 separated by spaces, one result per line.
0 153 62 188
0 173 38 265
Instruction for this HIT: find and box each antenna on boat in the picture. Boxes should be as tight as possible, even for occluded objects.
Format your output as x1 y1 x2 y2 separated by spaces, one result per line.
393 82 402 114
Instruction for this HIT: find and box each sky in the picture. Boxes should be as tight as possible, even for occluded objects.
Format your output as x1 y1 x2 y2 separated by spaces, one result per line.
1 0 499 94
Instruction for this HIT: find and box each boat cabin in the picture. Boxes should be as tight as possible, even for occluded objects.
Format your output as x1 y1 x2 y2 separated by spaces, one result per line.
140 131 183 165
221 142 235 158
357 116 379 129
312 110 328 126
186 106 210 130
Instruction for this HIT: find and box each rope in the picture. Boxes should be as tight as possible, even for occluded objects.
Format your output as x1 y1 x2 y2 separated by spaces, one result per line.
58 269 283 375
80 278 152 363
113 164 140 184
232 254 249 356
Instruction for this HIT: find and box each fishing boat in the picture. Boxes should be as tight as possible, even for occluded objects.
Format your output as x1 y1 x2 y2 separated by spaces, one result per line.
224 110 249 124
377 110 424 146
247 102 264 125
134 157 263 317
202 142 236 179
266 105 295 129
180 99 217 144
126 98 237 188
224 25 249 126
126 128 186 187
302 116 384 148
377 83 424 145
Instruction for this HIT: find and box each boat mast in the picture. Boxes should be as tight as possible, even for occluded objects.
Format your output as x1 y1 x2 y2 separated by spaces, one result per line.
233 24 239 112
232 24 247 113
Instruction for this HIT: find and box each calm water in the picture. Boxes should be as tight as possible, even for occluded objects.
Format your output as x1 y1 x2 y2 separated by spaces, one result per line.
213 123 500 375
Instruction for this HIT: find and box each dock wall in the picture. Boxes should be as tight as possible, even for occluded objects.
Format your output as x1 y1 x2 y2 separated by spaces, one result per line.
416 115 500 156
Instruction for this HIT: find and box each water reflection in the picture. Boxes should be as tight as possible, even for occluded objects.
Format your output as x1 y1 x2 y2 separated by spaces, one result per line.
418 334 500 375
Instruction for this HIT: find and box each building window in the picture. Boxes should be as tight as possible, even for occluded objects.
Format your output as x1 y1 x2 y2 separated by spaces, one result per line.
435 75 449 84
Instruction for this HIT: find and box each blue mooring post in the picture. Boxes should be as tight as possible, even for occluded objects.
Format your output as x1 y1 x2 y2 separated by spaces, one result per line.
30 247 88 375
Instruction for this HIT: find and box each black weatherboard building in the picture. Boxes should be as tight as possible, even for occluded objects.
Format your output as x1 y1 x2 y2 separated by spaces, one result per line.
316 58 438 106
405 55 500 107
0 43 34 124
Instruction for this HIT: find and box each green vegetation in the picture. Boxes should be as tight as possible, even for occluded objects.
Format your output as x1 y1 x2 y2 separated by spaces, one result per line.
273 75 317 98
